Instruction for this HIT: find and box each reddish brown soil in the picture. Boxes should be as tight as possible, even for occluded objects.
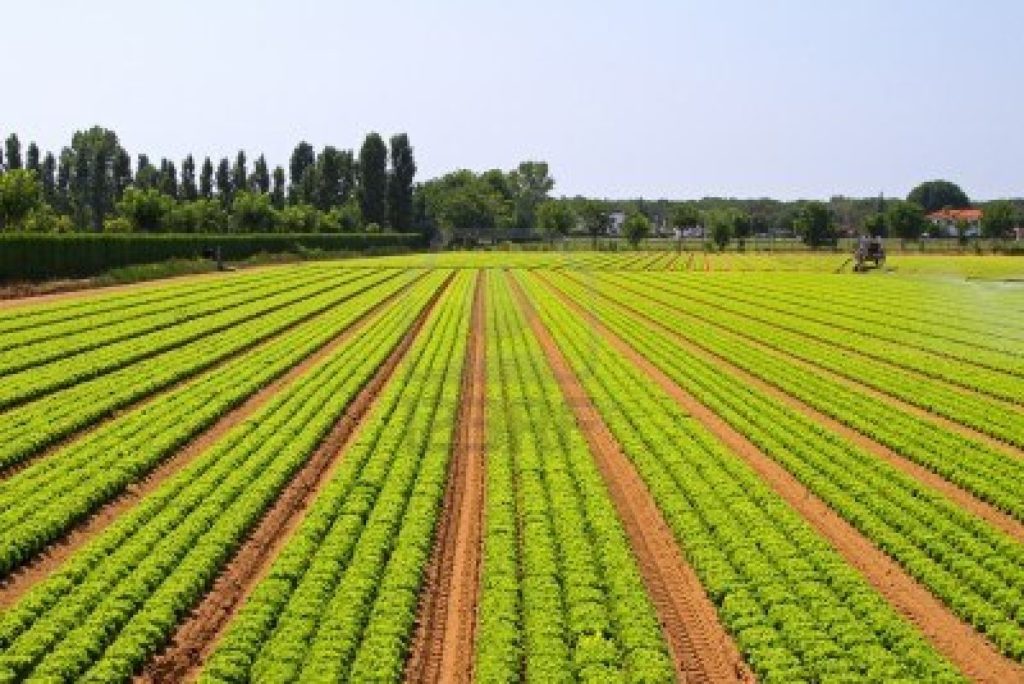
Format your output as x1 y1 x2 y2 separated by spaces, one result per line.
0 274 426 609
511 275 753 684
405 271 487 684
551 274 1024 543
138 274 454 684
542 277 1024 683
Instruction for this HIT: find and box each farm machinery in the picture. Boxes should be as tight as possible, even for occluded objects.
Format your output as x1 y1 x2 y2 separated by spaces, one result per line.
852 236 885 272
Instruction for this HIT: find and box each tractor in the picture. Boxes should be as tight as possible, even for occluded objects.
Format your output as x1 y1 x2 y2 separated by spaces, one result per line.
853 236 885 272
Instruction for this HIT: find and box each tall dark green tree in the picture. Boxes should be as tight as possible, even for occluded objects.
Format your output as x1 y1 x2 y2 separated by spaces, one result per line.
25 143 40 174
112 150 132 200
56 151 71 211
40 152 57 205
87 148 111 231
199 157 214 199
387 134 416 231
136 154 158 189
289 141 316 203
907 180 970 213
315 146 344 210
216 157 233 208
793 201 836 246
509 161 554 235
271 166 286 209
4 134 22 170
886 201 926 240
158 159 178 199
181 154 198 201
251 154 270 194
357 132 388 226
232 151 248 194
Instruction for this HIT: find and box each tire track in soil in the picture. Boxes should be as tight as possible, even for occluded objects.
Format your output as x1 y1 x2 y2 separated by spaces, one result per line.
405 271 486 684
0 269 406 483
137 273 455 684
541 273 1024 543
511 275 753 684
0 272 427 609
540 275 1024 684
577 271 1024 461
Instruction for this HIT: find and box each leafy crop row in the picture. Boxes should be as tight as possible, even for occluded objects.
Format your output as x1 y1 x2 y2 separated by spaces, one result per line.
0 270 447 683
0 269 403 469
576 273 1024 522
613 272 1024 404
0 270 431 578
544 273 1024 659
474 273 673 682
586 273 1024 447
0 268 371 410
200 271 474 683
0 266 325 374
519 272 963 683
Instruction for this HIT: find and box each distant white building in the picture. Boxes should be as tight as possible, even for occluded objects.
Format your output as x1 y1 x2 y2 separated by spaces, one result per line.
926 208 982 237
607 211 626 236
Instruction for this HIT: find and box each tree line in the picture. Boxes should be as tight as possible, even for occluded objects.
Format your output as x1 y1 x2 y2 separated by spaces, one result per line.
0 127 417 235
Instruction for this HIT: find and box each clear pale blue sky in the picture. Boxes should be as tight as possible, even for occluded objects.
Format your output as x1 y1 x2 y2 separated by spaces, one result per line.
5 1 1021 200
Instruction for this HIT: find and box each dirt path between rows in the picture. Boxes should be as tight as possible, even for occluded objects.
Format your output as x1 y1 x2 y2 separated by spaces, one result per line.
511 276 752 684
544 274 1024 543
540 277 1024 683
405 271 486 684
138 274 454 684
0 273 426 609
580 272 1024 461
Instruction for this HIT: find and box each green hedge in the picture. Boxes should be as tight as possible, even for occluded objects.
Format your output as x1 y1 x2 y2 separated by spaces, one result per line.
0 232 424 281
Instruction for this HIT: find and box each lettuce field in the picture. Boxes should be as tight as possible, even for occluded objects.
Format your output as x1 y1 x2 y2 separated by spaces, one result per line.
0 253 1022 683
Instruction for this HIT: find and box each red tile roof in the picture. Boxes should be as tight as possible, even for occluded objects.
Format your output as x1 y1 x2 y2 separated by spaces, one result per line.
926 208 983 221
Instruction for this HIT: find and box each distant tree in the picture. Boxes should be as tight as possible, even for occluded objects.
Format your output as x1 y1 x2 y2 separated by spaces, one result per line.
579 200 610 247
112 150 132 200
0 145 4 172
792 201 836 246
199 157 214 199
231 191 277 232
706 209 733 250
732 209 753 247
40 152 57 205
135 154 158 189
56 152 71 211
623 211 652 247
158 159 178 199
215 157 233 208
886 201 926 240
116 187 174 232
4 134 22 170
86 148 112 231
0 169 42 230
251 154 270 194
981 200 1016 239
315 146 345 210
298 165 320 211
535 201 575 243
180 154 198 201
387 133 416 231
231 151 247 195
358 132 389 226
863 212 888 238
25 143 40 174
670 203 702 236
509 161 554 235
71 149 90 228
289 141 316 202
907 180 970 214
270 166 286 209
168 198 227 233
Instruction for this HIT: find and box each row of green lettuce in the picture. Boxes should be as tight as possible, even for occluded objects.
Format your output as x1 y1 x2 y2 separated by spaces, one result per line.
544 272 1024 660
519 272 964 682
199 271 473 682
473 273 674 682
0 271 447 682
